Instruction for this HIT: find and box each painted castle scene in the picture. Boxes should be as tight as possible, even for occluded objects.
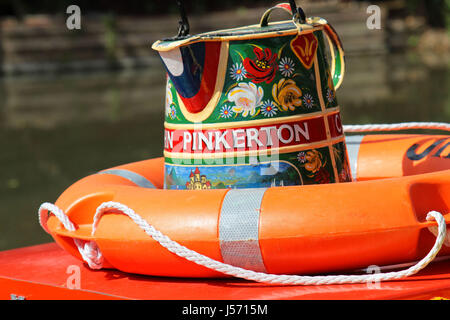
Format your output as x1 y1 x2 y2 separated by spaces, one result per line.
164 162 303 190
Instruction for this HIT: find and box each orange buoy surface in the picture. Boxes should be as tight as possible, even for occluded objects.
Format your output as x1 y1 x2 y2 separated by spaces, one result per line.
43 134 450 278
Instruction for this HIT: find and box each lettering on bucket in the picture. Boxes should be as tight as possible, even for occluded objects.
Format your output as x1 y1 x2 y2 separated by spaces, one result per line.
164 115 343 155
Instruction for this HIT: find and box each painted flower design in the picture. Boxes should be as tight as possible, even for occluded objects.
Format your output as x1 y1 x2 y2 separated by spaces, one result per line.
337 156 352 182
326 87 335 103
314 167 331 184
297 151 307 163
229 62 246 81
303 149 324 174
261 100 278 117
228 82 264 117
169 105 177 120
219 105 233 119
243 47 278 84
303 93 314 109
279 57 295 77
165 81 173 118
332 145 342 160
339 167 351 182
272 78 302 111
326 70 336 104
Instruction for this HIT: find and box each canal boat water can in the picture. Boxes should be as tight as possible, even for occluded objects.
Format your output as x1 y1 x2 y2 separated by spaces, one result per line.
152 2 352 189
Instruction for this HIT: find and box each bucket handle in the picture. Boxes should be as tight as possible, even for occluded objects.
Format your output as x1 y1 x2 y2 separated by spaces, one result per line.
259 2 345 90
260 2 306 26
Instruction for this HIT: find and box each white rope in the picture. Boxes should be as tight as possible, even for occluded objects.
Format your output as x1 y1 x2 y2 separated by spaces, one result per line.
39 200 447 285
73 239 104 270
90 201 447 286
39 202 76 234
38 202 103 270
343 122 450 133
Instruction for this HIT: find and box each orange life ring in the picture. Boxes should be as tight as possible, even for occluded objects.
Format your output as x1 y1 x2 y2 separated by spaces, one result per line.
42 134 450 278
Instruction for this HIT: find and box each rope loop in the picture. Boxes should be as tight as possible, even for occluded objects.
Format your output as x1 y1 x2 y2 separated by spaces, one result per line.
39 202 76 233
38 202 104 270
74 239 104 270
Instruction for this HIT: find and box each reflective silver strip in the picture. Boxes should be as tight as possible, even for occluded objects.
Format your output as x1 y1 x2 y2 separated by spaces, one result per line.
98 169 156 189
345 135 364 180
219 188 267 272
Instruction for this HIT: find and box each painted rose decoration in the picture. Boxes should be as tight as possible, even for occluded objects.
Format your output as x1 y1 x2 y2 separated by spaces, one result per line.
303 149 323 174
314 167 331 184
228 82 264 117
243 47 278 84
272 78 303 111
302 149 332 184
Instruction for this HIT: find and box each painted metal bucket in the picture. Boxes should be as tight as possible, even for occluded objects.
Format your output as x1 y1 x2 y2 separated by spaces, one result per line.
152 2 352 190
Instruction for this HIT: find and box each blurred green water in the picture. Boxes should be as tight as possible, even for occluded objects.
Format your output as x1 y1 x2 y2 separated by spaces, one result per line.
0 52 449 251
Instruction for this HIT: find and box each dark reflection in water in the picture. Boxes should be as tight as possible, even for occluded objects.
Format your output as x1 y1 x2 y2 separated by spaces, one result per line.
0 52 449 250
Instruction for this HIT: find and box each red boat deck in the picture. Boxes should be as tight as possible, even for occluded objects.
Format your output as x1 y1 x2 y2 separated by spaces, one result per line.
1 242 450 300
